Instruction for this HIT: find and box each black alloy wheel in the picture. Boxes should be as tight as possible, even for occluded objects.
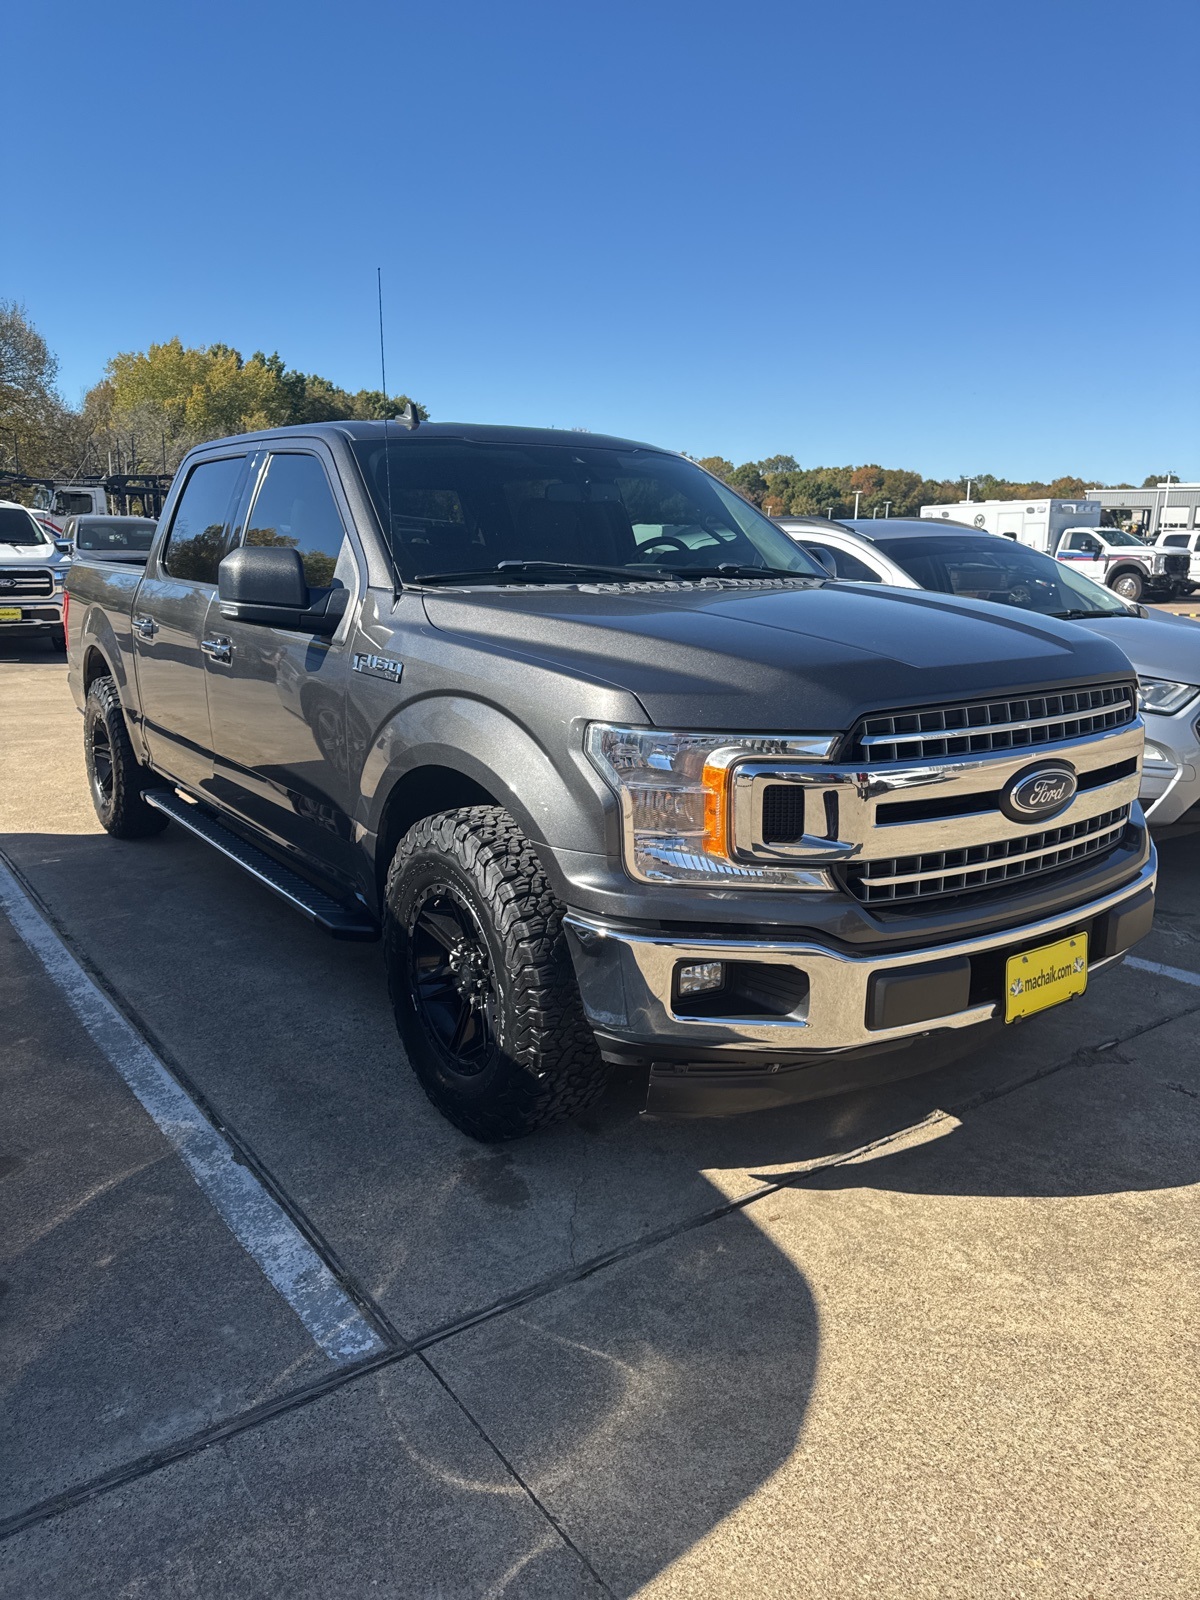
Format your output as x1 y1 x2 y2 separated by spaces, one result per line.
384 806 610 1140
89 715 114 811
82 675 169 839
407 882 499 1076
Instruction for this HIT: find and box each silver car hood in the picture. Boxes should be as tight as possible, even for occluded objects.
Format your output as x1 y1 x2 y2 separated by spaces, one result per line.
1072 611 1200 682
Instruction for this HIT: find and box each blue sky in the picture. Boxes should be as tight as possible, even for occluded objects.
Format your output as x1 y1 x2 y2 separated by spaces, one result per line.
6 0 1197 481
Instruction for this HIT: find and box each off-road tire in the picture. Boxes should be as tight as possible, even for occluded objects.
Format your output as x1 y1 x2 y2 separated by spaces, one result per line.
84 675 169 839
1110 568 1144 603
384 806 609 1141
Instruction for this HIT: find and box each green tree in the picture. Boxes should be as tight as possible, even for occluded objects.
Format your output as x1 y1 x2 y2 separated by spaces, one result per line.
696 455 734 481
98 338 427 473
0 301 80 479
727 462 768 505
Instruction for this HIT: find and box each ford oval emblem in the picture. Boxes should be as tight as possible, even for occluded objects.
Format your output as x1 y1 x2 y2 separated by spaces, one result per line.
1000 761 1078 823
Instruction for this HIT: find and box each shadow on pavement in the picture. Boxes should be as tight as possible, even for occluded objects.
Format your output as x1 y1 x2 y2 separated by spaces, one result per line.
3 817 1199 1593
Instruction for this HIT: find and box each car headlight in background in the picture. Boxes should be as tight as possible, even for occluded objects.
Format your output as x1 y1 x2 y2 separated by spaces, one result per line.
585 723 836 886
1137 677 1200 716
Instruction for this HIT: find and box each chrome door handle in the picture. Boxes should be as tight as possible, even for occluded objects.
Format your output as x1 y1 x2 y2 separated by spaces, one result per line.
133 614 159 639
200 635 233 664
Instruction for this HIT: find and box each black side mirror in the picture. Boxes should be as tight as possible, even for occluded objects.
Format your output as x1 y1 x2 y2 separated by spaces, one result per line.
217 546 346 636
806 546 838 579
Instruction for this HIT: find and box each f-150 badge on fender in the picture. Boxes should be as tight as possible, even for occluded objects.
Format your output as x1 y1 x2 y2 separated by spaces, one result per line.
353 652 403 683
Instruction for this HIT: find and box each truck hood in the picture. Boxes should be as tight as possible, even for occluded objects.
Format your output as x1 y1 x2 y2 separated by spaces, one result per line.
1069 610 1200 684
422 580 1134 729
0 542 67 567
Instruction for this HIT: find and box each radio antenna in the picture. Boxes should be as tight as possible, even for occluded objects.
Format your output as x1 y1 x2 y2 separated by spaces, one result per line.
376 267 395 580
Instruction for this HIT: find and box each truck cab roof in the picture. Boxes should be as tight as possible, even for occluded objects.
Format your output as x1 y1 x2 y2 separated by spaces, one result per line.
187 420 672 456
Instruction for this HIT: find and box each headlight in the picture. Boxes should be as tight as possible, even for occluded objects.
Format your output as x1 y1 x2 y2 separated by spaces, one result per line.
1137 677 1200 716
585 723 836 886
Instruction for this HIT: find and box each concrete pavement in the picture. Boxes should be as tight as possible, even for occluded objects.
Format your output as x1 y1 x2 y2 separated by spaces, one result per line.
2 646 1198 1597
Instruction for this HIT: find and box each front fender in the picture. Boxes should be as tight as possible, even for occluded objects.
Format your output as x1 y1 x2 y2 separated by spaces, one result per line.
359 694 623 874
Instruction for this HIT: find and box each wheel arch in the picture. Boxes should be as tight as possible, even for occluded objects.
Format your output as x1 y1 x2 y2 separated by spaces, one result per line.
361 697 616 915
374 766 502 906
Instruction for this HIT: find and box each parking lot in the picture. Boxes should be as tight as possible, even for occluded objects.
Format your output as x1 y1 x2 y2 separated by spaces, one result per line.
2 641 1199 1598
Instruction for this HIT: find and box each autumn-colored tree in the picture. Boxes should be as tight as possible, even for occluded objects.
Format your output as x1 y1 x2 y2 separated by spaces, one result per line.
92 338 427 475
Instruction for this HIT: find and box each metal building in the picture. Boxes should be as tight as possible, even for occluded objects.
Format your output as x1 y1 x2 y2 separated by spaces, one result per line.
1086 482 1200 538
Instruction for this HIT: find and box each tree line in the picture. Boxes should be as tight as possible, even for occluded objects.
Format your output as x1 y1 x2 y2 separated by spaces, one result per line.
0 301 424 483
695 457 1163 520
0 301 1168 506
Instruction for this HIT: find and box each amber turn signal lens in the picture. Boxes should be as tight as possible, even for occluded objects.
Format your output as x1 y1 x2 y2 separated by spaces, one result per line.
700 759 730 858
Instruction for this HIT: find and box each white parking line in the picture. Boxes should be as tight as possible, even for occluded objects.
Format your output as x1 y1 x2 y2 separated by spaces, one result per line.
0 862 386 1364
1124 955 1200 989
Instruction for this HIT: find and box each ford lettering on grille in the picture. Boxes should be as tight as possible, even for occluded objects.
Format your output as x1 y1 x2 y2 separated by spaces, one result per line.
1000 762 1078 823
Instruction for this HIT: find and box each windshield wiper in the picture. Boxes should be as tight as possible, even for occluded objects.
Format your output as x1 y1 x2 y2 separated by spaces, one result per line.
414 559 678 586
1048 608 1115 620
679 562 820 581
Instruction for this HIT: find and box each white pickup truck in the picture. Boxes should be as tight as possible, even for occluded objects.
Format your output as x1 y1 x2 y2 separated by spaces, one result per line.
0 500 72 650
1055 526 1192 604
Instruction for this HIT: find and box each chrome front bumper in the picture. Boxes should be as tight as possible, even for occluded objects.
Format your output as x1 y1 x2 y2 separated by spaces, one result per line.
564 855 1157 1061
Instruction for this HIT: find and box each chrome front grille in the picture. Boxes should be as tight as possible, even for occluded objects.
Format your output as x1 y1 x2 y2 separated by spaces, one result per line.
844 805 1131 905
848 681 1136 764
0 566 54 598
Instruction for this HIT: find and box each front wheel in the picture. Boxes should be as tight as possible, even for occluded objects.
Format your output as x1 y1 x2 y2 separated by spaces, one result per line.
383 806 609 1141
84 675 169 838
1110 569 1144 602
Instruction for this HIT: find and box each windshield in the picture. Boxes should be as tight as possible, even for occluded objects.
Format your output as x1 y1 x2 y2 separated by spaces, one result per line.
75 518 157 553
881 535 1131 617
350 440 822 583
1101 527 1146 547
0 506 49 546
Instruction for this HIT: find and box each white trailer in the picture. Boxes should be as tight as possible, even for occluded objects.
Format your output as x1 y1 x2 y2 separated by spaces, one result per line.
919 497 1102 555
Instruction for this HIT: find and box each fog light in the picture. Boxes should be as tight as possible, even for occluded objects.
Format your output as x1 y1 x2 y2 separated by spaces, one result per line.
1143 741 1174 770
677 960 725 996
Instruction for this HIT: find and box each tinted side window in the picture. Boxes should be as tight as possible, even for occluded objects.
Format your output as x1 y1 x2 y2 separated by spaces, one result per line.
244 454 347 589
162 457 246 583
819 543 883 582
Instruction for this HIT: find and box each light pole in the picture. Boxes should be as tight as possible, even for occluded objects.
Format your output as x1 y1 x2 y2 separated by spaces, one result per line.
1158 474 1176 538
853 490 862 517
826 505 835 519
964 478 975 503
883 500 892 517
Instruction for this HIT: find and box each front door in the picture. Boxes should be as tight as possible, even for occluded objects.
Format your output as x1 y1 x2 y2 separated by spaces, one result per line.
132 454 248 789
203 448 361 887
1055 530 1106 583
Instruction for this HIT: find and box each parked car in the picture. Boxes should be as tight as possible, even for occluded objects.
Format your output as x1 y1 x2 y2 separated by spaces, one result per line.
66 423 1154 1139
64 514 159 562
779 516 1200 824
1154 527 1200 586
1054 525 1190 603
0 499 72 651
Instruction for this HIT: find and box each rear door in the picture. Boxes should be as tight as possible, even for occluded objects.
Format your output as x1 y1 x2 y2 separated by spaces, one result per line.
132 453 249 789
203 447 362 886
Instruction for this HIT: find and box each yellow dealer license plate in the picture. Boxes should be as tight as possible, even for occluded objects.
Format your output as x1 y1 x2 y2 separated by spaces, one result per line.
0 607 22 622
1006 933 1087 1022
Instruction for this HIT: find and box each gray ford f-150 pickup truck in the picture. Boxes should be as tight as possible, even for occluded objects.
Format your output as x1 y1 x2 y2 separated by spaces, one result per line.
66 420 1157 1139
